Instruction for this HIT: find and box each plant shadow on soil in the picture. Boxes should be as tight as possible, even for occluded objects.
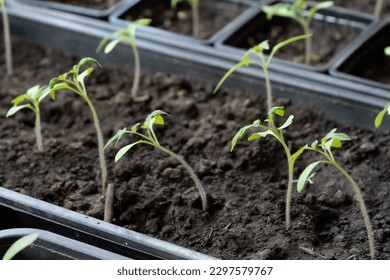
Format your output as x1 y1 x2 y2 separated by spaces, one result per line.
1 38 390 259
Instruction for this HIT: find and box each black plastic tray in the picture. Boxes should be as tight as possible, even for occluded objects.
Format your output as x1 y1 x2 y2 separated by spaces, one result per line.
330 20 390 92
6 0 390 132
215 0 377 72
109 0 256 45
0 187 215 260
14 0 127 18
0 228 129 259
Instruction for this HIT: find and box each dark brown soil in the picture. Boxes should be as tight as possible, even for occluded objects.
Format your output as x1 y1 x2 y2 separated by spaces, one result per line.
118 0 247 40
334 0 390 18
224 9 358 67
33 0 118 10
1 38 390 260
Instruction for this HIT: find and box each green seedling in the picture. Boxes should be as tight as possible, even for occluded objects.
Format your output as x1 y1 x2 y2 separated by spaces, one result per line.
374 46 390 128
2 233 38 260
97 19 151 102
49 58 108 197
374 0 384 17
231 106 295 229
262 0 333 65
291 129 375 259
6 85 51 153
1 0 12 75
214 35 310 113
105 110 208 211
171 0 199 38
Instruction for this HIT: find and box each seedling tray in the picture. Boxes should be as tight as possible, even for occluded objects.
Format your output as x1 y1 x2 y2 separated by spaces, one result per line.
215 0 377 72
109 0 255 45
330 20 390 92
6 1 390 130
0 228 128 259
0 187 214 259
14 0 126 18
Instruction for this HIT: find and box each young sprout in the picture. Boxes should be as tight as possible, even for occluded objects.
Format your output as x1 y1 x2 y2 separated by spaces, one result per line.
105 110 207 211
97 19 151 102
374 0 384 17
2 234 38 260
1 0 12 75
262 0 333 65
171 0 199 38
6 85 51 153
374 46 390 128
231 106 295 229
214 35 310 113
49 58 108 195
291 129 375 259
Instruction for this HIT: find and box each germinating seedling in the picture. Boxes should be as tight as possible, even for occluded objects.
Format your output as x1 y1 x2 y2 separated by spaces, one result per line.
262 0 333 65
105 110 208 211
97 19 151 102
231 106 295 229
2 234 38 260
171 0 199 38
214 35 310 113
374 46 390 128
1 0 12 75
6 85 52 153
291 129 375 259
49 58 108 197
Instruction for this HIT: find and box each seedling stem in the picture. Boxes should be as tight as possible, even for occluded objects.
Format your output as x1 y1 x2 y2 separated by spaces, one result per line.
1 0 12 75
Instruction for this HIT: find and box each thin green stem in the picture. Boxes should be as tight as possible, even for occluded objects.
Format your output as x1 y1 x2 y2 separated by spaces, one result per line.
374 0 384 17
1 0 12 75
85 95 108 193
333 161 375 260
279 137 293 230
131 43 141 101
35 108 43 153
104 183 115 222
302 24 312 65
156 145 207 211
263 66 273 113
191 2 199 38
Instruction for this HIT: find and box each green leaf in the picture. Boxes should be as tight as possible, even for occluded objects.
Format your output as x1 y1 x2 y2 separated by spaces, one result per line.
269 106 285 117
11 95 25 105
38 87 51 103
324 128 351 142
271 34 312 59
262 3 295 20
3 234 39 260
213 61 248 94
115 140 143 162
290 144 309 172
375 104 390 128
78 57 102 69
26 85 41 99
248 130 276 141
104 38 123 54
50 82 74 92
278 115 294 130
143 110 169 129
297 161 321 193
385 47 390 56
104 128 128 150
6 104 34 117
252 40 270 53
311 140 318 149
134 18 152 26
230 120 260 151
309 1 333 19
77 67 94 84
131 123 141 133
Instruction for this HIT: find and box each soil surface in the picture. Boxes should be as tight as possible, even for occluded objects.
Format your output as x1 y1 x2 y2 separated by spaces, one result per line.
1 38 390 260
118 0 247 40
224 9 359 67
30 0 119 10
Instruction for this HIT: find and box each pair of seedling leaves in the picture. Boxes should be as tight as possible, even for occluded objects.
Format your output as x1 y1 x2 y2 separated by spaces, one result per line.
232 106 375 259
